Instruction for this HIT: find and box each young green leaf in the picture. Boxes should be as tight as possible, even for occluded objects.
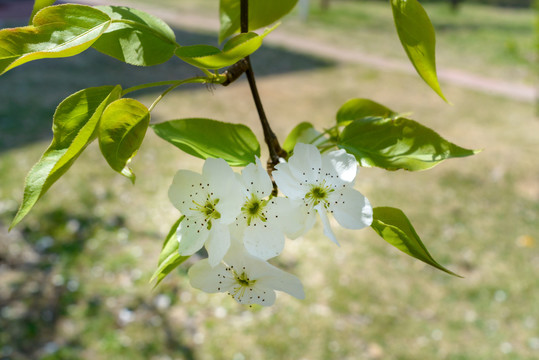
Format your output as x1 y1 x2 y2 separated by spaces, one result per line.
371 207 461 277
28 0 57 24
151 118 260 166
92 6 178 66
10 85 122 229
151 217 189 288
0 4 111 75
391 0 447 101
219 0 298 43
336 98 396 126
176 25 277 70
338 117 478 171
283 122 326 154
98 99 150 183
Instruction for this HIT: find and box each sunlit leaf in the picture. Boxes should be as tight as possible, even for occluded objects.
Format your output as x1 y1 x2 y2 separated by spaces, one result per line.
151 118 260 166
98 98 150 183
151 217 189 288
92 6 177 66
283 122 326 154
336 98 396 126
219 0 297 43
176 25 277 69
371 207 461 277
0 4 111 75
338 117 478 171
28 0 57 24
391 0 447 101
11 85 122 228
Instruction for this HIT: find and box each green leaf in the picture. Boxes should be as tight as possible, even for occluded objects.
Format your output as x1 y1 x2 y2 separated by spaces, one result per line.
28 0 57 24
219 0 298 43
92 6 177 66
11 85 122 229
0 4 111 75
338 117 478 171
371 207 461 277
151 217 189 287
98 99 150 183
175 25 277 70
283 122 326 154
336 98 396 126
391 0 447 101
151 118 260 166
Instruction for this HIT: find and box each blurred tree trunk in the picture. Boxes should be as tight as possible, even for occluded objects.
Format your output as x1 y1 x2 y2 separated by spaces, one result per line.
320 0 330 11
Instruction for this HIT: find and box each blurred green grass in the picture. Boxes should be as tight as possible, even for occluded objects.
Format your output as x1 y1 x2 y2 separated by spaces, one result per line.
1 1 538 359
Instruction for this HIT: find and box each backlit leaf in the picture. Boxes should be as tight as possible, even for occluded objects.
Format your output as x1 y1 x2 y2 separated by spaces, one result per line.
176 25 276 69
151 217 189 288
283 122 326 154
391 0 447 101
28 0 57 24
98 98 150 183
11 85 122 228
339 117 478 171
151 118 260 166
92 6 177 66
0 4 111 75
336 98 396 126
219 0 297 43
371 207 461 277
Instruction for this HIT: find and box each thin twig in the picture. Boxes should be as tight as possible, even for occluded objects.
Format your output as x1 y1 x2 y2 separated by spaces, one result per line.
240 0 287 171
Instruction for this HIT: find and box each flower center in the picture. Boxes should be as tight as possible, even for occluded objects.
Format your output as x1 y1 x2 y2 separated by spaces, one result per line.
241 194 267 226
305 183 333 207
225 266 257 301
235 271 255 287
191 195 221 229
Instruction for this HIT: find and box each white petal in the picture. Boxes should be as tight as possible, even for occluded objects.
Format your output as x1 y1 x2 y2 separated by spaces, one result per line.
288 143 322 183
229 219 246 242
202 159 244 224
188 260 234 293
168 170 205 215
321 149 357 187
224 244 270 279
273 163 304 199
240 157 273 198
329 187 373 229
233 285 276 306
223 241 249 266
258 267 305 300
177 217 210 255
205 222 231 267
265 197 315 239
243 226 285 260
315 204 340 246
223 245 304 301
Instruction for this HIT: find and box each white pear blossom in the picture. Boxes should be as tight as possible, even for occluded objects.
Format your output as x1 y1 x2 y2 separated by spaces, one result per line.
188 243 305 306
273 143 373 244
168 158 244 267
232 158 306 260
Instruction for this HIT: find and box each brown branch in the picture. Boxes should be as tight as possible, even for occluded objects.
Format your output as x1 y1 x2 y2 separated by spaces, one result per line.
239 0 287 171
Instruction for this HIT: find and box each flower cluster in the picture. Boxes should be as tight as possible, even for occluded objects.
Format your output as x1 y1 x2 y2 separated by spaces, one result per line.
168 143 373 306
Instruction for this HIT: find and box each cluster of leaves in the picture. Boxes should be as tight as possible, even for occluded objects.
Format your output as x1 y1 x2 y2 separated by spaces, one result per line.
2 0 477 291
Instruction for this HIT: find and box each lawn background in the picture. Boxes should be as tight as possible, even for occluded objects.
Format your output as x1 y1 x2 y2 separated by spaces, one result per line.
0 1 537 359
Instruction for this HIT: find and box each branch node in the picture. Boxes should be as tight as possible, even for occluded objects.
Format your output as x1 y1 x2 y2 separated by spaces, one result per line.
222 58 249 86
